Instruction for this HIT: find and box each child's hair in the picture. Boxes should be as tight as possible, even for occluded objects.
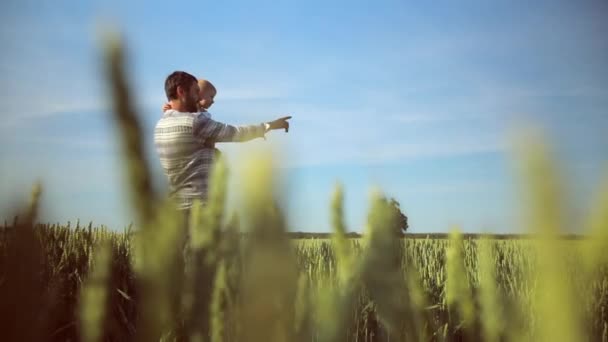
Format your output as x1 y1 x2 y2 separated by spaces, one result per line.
198 79 217 95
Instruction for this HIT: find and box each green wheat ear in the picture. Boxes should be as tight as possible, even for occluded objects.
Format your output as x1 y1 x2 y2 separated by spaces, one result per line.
477 237 503 342
27 181 42 222
184 156 229 341
360 191 409 336
190 154 228 253
101 30 156 226
237 151 298 342
331 183 353 285
445 228 474 333
294 273 312 339
583 175 608 267
315 186 365 342
210 260 228 342
1 183 46 341
101 32 185 341
515 132 584 342
79 242 112 342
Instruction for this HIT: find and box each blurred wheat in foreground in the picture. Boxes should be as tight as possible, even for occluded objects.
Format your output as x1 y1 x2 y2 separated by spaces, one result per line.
1 33 607 342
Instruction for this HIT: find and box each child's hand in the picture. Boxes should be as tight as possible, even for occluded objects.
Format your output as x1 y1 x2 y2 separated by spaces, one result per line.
162 103 172 112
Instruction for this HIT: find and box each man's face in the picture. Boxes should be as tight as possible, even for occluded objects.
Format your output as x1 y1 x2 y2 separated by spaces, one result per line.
180 82 200 112
198 88 216 110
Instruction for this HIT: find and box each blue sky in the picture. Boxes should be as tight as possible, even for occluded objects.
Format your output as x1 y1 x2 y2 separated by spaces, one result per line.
1 0 606 233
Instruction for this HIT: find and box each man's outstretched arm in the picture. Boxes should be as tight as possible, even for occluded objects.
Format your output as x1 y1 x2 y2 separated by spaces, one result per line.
193 114 291 144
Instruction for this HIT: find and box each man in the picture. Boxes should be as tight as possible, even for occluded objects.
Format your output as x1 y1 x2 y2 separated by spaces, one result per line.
154 71 291 211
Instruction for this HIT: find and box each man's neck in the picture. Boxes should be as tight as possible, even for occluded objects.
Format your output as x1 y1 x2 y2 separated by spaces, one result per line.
169 100 187 112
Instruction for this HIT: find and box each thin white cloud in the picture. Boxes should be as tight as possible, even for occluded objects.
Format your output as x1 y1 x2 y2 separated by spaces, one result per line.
386 113 461 124
300 141 502 168
2 135 113 150
404 180 501 195
0 99 108 130
218 136 506 170
358 140 504 164
219 86 291 101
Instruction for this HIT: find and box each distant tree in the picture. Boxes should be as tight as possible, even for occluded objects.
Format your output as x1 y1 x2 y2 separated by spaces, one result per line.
389 198 409 234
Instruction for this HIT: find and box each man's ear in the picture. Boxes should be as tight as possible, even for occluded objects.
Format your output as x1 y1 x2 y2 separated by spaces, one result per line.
176 85 186 98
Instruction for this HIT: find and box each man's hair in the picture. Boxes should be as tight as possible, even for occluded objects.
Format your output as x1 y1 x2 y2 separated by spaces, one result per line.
165 71 197 100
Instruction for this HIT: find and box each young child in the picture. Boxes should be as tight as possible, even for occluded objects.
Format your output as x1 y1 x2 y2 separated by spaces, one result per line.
196 79 216 111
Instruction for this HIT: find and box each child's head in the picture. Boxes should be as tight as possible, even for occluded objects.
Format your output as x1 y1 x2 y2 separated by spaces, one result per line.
197 79 217 110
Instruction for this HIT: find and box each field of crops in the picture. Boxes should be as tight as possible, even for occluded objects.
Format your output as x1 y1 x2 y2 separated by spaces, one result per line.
1 34 607 342
2 221 608 341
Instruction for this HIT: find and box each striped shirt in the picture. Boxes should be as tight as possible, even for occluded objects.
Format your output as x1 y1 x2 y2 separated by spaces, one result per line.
154 109 267 209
